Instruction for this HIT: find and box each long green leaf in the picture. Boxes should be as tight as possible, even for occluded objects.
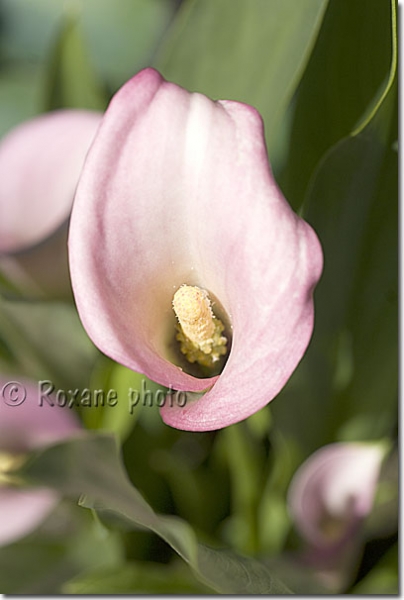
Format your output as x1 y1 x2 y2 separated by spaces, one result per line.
272 1 397 451
21 433 293 594
155 0 328 158
280 0 394 209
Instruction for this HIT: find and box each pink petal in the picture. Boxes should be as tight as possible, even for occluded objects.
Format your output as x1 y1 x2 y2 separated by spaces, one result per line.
0 110 102 298
0 376 80 546
69 68 323 431
0 377 80 453
287 442 385 549
0 110 101 253
0 487 57 546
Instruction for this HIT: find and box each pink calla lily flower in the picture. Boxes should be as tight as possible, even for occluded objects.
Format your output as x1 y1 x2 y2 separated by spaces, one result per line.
69 68 323 431
0 110 101 299
0 377 80 546
287 442 385 563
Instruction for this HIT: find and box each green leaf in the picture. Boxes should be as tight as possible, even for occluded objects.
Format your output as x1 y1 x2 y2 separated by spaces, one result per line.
0 0 177 92
280 0 394 209
63 560 214 594
353 0 398 135
0 68 42 137
80 356 167 441
350 544 398 595
155 0 328 159
0 298 98 391
21 433 293 594
43 13 107 111
256 431 300 555
76 0 178 91
264 556 330 595
272 1 397 452
365 447 398 540
218 422 266 555
0 503 122 594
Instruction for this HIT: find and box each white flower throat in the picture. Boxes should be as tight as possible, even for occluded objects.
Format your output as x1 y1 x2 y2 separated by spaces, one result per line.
172 285 228 368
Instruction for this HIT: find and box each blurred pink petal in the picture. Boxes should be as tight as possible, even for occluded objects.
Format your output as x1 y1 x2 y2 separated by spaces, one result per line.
0 377 80 453
0 110 101 299
287 442 385 550
0 376 80 545
0 488 57 547
69 67 322 431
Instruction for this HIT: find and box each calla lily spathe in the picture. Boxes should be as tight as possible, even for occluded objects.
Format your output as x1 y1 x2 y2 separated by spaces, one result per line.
69 68 323 431
286 442 387 591
0 377 80 546
287 441 386 592
0 110 101 299
287 442 385 552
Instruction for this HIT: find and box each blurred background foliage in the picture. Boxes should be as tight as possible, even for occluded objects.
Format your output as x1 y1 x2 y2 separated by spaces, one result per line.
0 0 398 594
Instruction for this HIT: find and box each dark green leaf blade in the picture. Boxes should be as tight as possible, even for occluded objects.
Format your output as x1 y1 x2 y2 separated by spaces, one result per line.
272 1 397 451
21 433 292 594
281 0 394 209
